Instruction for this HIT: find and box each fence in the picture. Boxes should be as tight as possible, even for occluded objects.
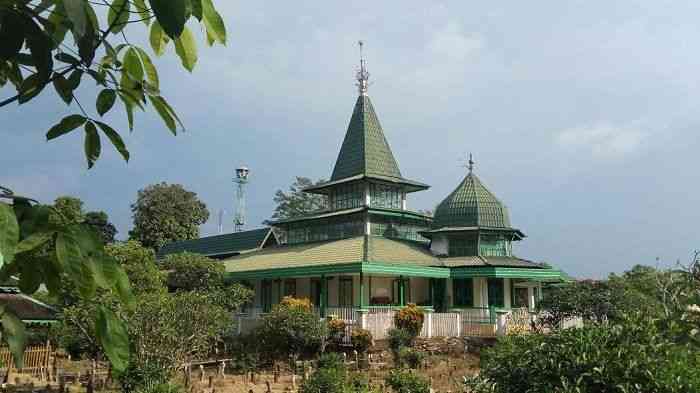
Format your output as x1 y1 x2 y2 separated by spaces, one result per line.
454 307 497 337
0 344 53 377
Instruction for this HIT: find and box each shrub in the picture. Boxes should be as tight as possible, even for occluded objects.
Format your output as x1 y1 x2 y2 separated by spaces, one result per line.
385 369 430 393
350 328 373 354
256 296 328 361
387 328 413 353
317 352 345 372
280 296 313 312
300 367 346 393
396 347 425 369
394 304 424 338
328 317 347 346
465 315 700 393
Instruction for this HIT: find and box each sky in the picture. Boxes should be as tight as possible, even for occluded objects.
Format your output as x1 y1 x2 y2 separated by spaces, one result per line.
2 1 700 278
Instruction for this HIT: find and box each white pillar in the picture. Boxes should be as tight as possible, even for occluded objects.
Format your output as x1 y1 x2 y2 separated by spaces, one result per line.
527 286 535 311
496 309 509 336
504 278 512 309
358 309 368 330
425 309 433 338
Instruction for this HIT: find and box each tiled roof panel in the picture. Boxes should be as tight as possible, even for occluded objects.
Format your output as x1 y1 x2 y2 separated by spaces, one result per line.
157 228 271 258
432 173 511 229
0 292 56 321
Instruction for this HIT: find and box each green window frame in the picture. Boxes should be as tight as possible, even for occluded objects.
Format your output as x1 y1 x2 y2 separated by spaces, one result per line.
453 278 473 307
261 280 273 312
370 183 402 209
338 277 353 307
487 278 504 308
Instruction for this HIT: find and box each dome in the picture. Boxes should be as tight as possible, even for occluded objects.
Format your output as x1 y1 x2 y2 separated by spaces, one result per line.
432 172 511 229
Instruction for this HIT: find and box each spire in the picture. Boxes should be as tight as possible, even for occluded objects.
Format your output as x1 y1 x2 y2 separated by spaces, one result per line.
356 40 370 96
461 153 475 174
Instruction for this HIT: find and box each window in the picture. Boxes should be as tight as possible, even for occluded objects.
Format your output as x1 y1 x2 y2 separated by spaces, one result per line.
513 287 529 308
448 233 478 256
479 233 510 257
310 279 322 306
453 278 473 307
329 182 363 211
338 277 353 306
370 216 430 243
285 214 365 245
370 183 402 209
487 278 504 308
284 279 296 297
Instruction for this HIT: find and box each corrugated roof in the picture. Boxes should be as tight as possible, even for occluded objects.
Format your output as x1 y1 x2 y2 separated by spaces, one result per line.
157 228 273 258
441 256 544 269
0 290 56 321
432 172 512 230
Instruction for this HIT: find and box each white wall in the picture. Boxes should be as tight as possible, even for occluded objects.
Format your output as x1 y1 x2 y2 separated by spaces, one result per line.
430 235 449 256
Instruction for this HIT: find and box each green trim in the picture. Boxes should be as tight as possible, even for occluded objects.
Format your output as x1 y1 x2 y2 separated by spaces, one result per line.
226 262 362 280
368 207 432 221
361 262 450 278
451 267 562 279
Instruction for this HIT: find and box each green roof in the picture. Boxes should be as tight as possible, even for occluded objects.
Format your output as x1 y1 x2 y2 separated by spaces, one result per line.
432 172 512 230
157 228 274 258
270 206 431 226
309 95 427 192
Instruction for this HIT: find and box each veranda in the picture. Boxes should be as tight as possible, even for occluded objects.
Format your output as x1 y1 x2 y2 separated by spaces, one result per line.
236 273 545 339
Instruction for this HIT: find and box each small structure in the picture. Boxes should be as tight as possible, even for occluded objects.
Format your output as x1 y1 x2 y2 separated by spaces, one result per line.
0 278 56 326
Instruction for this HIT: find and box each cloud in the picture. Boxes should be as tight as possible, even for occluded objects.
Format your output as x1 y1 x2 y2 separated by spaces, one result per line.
427 22 484 62
556 124 646 158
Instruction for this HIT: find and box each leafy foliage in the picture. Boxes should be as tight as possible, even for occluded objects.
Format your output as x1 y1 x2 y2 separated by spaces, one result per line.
267 177 328 222
0 0 228 167
0 190 133 370
394 303 424 338
465 316 700 393
85 211 118 244
255 296 328 361
160 252 225 291
350 328 373 354
385 369 430 393
129 182 209 250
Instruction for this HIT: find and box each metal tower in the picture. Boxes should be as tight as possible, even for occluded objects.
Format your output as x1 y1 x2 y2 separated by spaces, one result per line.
233 166 250 232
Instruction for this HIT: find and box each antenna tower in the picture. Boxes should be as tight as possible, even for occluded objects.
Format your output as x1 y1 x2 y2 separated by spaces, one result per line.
233 166 250 232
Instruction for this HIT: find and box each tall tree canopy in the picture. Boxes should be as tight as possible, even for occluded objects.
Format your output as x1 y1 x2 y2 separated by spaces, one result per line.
129 182 209 250
0 0 227 168
268 177 327 222
85 211 118 244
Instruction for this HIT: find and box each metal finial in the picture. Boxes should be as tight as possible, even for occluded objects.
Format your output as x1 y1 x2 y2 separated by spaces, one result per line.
356 40 370 96
468 153 475 173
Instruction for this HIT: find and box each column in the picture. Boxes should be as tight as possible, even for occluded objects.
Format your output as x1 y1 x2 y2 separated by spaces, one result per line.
399 276 405 306
527 286 535 311
424 309 433 338
320 274 327 318
359 272 365 309
496 309 509 336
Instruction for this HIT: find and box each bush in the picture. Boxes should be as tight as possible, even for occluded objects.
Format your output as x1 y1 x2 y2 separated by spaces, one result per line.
350 328 373 354
328 317 347 346
387 328 413 353
300 367 346 393
465 315 700 393
385 369 430 393
394 304 424 337
256 296 328 361
396 347 425 369
317 352 345 372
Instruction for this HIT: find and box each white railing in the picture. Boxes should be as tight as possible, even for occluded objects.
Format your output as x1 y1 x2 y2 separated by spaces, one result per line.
366 308 396 339
429 312 461 337
326 307 357 322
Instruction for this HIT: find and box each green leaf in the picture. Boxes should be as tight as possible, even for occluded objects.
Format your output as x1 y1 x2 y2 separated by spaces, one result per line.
123 47 144 82
202 0 226 45
55 52 80 65
190 0 203 20
52 74 73 104
95 306 130 373
118 92 136 131
18 74 47 104
68 69 83 90
46 114 87 140
132 0 151 26
174 27 197 72
84 122 101 169
149 21 169 56
0 203 19 266
95 121 130 162
96 89 117 116
63 0 87 38
149 95 176 134
149 0 187 39
107 0 131 34
55 230 95 298
77 18 96 65
15 231 55 255
158 95 184 130
0 12 25 61
134 47 159 89
18 259 42 294
1 308 26 368
47 3 69 46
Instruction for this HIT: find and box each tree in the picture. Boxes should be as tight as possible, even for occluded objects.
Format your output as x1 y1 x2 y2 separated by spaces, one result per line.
0 0 228 168
0 189 132 371
85 211 118 244
129 182 209 250
267 177 327 222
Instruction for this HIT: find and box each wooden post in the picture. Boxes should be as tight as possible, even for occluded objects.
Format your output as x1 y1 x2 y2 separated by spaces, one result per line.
200 365 205 383
320 275 327 318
